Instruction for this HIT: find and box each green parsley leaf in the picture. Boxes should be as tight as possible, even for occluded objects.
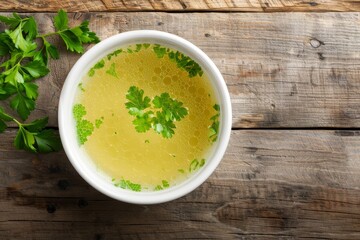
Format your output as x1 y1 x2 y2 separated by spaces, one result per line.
152 92 188 121
0 119 6 133
105 62 118 78
6 24 36 52
153 44 167 58
125 86 188 138
34 129 62 153
88 59 105 77
0 83 16 100
54 9 69 31
168 51 203 78
0 9 99 153
10 92 35 120
189 159 206 172
0 107 14 121
22 116 48 132
125 86 151 116
22 16 38 40
154 180 170 191
209 104 220 142
13 116 61 153
162 180 169 188
114 178 142 192
73 104 103 145
153 111 176 138
0 13 22 29
70 20 100 44
0 32 16 56
95 117 104 129
135 44 142 52
59 30 83 53
78 83 85 92
107 49 122 61
76 119 94 145
14 126 36 152
0 107 13 133
132 111 153 133
73 103 86 121
52 10 99 54
22 60 49 79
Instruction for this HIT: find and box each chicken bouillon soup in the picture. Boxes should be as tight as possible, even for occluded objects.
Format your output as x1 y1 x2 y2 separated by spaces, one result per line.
73 43 220 192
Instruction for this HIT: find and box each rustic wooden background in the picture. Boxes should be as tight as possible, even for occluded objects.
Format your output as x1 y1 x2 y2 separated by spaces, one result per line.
1 1 360 239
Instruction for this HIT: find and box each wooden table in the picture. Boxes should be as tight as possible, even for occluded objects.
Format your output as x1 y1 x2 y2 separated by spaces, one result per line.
1 1 360 239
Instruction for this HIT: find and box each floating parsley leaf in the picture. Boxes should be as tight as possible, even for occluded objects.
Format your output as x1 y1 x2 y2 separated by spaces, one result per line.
132 111 153 133
153 44 167 58
107 49 122 61
152 44 203 78
88 59 105 77
152 92 188 121
78 83 85 92
154 180 170 191
189 158 206 172
114 178 142 192
125 86 151 116
209 104 220 143
95 117 104 129
76 119 94 145
168 51 203 78
106 62 118 78
135 44 142 52
73 104 102 145
125 86 188 139
73 103 86 121
153 111 176 138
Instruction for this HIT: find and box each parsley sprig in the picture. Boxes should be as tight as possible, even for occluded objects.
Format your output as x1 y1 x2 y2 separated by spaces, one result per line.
0 107 61 152
125 86 188 138
152 44 203 78
0 10 99 152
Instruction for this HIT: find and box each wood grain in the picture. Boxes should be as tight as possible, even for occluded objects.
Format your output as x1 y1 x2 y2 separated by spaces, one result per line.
1 129 360 239
1 12 360 128
0 0 360 12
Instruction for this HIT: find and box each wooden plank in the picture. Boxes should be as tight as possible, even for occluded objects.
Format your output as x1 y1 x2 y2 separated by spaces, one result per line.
0 0 360 12
1 12 360 128
1 129 360 239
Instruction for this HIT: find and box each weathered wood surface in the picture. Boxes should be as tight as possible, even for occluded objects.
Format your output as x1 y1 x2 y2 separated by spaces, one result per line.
1 12 360 128
1 129 360 239
1 0 360 12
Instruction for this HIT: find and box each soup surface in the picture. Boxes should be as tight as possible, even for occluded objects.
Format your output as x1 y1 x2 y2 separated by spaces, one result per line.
73 43 220 191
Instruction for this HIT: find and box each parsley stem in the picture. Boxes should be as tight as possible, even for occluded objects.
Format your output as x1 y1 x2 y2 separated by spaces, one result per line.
36 29 66 39
12 118 21 126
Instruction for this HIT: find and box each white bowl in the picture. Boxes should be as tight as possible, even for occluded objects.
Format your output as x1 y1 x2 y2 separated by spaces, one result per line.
58 30 232 204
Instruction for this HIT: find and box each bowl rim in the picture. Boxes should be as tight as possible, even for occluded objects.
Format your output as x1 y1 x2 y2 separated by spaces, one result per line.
58 30 232 204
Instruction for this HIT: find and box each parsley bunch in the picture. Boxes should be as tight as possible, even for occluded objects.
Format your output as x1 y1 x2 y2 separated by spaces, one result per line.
125 86 188 138
0 10 99 152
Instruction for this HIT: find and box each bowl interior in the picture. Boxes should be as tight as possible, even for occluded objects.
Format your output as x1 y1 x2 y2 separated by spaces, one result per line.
59 30 232 204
